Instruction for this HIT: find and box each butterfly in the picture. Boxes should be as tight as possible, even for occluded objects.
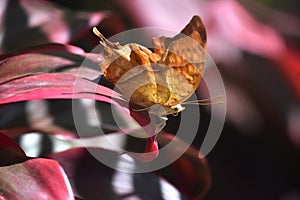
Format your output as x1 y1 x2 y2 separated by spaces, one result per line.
94 16 220 116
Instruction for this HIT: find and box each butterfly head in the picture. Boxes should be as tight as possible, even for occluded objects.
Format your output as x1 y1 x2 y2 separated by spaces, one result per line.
146 104 185 116
169 104 185 116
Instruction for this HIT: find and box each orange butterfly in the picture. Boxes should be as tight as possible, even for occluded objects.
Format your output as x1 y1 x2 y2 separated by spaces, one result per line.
94 16 220 116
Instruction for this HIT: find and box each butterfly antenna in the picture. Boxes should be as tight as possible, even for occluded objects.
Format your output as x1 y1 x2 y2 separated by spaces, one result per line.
182 95 223 106
132 107 150 112
93 27 121 49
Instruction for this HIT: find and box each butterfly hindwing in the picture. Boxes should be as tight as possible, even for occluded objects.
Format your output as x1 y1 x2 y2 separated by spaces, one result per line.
152 16 207 106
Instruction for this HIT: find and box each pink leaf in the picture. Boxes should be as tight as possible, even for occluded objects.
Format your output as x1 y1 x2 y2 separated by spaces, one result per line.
117 0 286 61
1 0 107 52
0 43 85 60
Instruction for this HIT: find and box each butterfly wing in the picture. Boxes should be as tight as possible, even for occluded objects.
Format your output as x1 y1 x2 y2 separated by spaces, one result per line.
152 16 207 106
96 16 206 109
102 43 161 107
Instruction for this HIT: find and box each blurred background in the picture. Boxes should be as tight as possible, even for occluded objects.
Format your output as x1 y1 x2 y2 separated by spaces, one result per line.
1 0 300 199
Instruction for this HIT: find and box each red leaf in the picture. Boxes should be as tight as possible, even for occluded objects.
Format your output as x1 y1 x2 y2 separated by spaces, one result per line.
0 132 27 166
47 133 210 199
0 44 159 160
1 126 77 139
0 73 125 105
0 44 102 84
156 132 211 199
0 158 74 200
275 47 300 100
0 44 126 105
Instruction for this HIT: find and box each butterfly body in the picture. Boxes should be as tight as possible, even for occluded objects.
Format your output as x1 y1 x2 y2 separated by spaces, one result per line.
94 16 207 115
